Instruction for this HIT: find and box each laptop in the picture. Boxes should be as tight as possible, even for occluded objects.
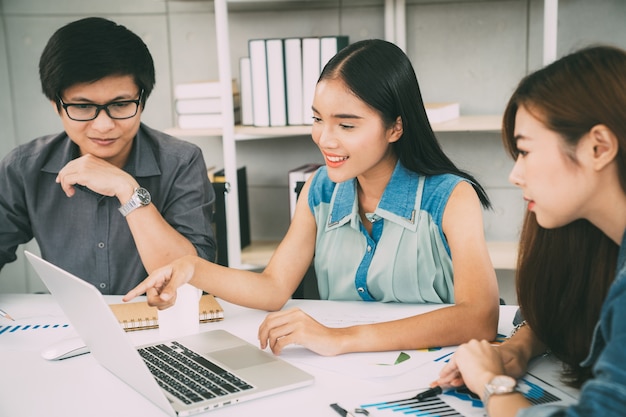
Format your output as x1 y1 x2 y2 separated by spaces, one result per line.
25 251 314 416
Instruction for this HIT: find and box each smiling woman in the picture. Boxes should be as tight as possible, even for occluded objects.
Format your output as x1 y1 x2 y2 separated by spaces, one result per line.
123 39 500 360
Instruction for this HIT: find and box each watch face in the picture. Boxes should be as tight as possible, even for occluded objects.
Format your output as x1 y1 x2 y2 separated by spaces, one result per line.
491 375 517 390
136 188 151 205
484 375 517 406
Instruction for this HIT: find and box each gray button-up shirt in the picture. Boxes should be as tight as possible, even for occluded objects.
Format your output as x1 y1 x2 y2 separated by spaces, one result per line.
0 123 216 294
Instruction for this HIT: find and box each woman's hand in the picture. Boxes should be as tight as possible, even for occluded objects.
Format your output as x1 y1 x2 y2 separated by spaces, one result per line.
498 341 531 378
435 339 506 398
258 307 344 356
122 255 200 309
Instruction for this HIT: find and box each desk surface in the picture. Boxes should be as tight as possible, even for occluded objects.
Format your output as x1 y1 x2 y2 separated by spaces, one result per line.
0 294 573 417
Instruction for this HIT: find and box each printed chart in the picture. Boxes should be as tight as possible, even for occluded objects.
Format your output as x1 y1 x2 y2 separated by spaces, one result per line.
353 374 576 417
0 318 75 353
0 322 69 335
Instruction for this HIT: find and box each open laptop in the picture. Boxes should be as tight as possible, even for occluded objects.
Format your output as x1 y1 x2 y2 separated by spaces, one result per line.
25 251 314 416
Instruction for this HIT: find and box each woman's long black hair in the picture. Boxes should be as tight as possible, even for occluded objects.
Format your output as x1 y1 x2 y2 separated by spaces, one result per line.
319 39 491 208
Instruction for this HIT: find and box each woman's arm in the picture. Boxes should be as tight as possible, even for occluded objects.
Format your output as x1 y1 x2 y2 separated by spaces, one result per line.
259 181 500 355
124 178 318 311
499 323 548 378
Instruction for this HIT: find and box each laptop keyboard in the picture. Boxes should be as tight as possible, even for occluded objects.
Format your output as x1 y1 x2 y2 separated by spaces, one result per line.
138 341 254 405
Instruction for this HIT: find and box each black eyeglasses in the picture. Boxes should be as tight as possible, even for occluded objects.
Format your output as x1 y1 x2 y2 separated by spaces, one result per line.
57 90 144 121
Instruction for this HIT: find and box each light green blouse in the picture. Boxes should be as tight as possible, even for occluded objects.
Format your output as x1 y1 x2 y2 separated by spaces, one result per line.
308 162 465 303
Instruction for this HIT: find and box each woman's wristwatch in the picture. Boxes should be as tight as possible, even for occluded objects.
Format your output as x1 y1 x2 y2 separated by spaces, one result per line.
483 375 517 412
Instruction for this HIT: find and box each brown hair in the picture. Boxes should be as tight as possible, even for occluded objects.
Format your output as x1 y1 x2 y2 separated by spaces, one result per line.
503 45 626 387
516 213 617 387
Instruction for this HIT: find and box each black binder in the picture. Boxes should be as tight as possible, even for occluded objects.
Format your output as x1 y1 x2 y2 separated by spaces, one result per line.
212 166 251 266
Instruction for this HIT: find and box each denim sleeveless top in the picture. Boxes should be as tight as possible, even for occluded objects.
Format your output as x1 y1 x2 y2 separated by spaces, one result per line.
308 162 464 303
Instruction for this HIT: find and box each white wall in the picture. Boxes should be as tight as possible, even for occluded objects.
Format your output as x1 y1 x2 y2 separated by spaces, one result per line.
1 0 625 293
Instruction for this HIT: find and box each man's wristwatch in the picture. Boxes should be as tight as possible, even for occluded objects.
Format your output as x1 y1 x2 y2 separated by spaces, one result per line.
483 375 517 409
118 187 151 217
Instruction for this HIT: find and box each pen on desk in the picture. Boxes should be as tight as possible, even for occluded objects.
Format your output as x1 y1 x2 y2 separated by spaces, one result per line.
330 403 356 417
0 307 15 321
415 385 443 401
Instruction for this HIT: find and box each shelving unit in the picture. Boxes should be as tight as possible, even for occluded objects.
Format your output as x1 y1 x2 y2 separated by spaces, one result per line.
172 0 558 269
169 114 503 268
167 114 502 142
241 240 518 270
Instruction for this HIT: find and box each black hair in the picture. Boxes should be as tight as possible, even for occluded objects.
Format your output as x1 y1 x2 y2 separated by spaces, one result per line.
319 39 491 208
39 17 155 107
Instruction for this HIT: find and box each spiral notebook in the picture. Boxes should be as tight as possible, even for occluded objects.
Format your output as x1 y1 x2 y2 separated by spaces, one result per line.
109 294 224 331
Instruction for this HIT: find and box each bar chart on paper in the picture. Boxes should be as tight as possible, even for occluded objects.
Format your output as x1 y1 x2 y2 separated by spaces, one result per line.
0 322 69 335
0 319 75 353
355 374 576 417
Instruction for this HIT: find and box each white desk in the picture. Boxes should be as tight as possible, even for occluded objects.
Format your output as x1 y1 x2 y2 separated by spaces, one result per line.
0 295 571 417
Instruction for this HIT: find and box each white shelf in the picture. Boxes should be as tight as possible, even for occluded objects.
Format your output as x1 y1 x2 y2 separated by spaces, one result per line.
166 115 502 140
166 124 311 140
240 240 518 270
201 0 556 268
430 115 501 132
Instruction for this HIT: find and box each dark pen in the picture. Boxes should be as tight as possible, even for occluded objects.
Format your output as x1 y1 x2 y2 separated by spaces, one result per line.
415 385 443 401
330 403 355 417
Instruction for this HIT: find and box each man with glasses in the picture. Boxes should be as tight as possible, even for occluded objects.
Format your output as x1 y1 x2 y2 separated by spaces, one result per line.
0 17 217 294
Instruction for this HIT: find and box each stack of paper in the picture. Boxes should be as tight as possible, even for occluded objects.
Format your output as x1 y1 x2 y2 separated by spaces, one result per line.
174 79 241 129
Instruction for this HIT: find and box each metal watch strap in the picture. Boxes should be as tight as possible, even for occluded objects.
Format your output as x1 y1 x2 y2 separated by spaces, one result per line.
483 375 517 414
118 187 150 217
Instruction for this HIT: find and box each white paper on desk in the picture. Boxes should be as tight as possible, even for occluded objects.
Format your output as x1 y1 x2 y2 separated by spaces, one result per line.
158 284 202 339
280 345 455 379
0 315 78 352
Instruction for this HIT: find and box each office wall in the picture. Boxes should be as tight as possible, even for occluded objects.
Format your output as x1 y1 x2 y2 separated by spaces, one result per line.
1 0 625 293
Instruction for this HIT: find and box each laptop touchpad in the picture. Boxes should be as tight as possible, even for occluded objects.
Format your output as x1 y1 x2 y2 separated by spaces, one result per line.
210 345 276 370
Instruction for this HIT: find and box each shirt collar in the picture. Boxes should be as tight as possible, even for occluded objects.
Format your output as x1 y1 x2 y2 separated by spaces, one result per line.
327 161 421 231
41 123 161 178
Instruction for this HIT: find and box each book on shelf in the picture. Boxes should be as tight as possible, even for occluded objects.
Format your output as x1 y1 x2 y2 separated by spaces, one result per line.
175 94 241 115
320 35 349 71
177 108 241 129
174 79 238 100
301 37 321 126
108 294 224 332
249 38 271 127
212 166 251 266
239 57 254 126
288 163 322 219
284 37 304 126
266 38 288 127
424 102 460 124
239 35 349 127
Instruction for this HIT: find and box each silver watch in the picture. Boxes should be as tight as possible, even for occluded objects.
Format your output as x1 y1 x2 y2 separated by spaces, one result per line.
483 375 517 409
118 187 151 217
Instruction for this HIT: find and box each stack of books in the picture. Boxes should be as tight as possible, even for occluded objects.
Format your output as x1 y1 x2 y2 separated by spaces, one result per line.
239 35 349 127
174 79 241 129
